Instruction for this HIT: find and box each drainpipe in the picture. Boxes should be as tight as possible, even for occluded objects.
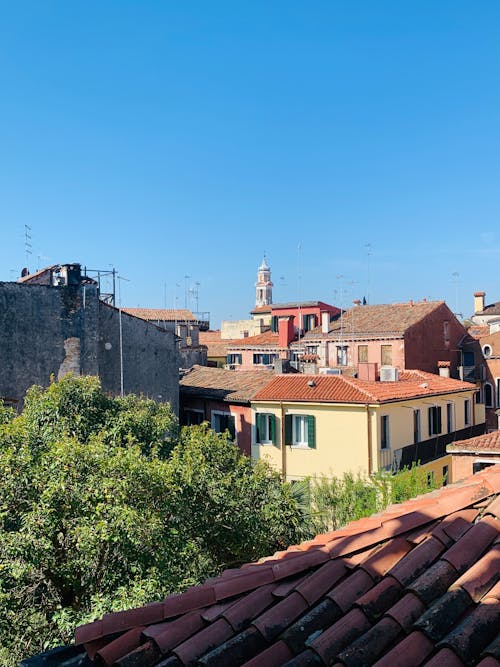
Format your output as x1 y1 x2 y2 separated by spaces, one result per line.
280 401 287 480
366 404 373 475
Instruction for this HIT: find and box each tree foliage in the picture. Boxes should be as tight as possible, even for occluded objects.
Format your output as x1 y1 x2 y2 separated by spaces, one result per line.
0 376 307 665
309 465 440 534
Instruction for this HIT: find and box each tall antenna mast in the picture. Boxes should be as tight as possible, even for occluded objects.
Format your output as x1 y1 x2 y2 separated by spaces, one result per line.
452 272 460 318
297 242 302 361
365 243 372 304
24 225 32 271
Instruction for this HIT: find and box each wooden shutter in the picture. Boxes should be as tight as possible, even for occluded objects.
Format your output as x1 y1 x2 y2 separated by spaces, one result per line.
428 407 433 436
436 407 442 434
256 414 262 443
284 414 293 445
269 414 276 444
307 415 316 448
381 345 392 366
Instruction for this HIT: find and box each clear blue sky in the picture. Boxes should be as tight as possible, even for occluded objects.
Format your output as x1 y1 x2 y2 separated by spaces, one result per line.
1 1 499 325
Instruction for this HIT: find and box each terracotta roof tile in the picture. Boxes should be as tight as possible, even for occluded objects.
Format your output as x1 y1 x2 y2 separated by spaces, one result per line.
253 370 474 404
227 331 282 349
447 430 500 454
69 467 500 667
304 300 446 338
122 308 197 322
180 365 274 404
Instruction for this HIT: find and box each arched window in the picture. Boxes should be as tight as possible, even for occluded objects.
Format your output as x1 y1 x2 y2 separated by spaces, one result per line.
483 344 492 358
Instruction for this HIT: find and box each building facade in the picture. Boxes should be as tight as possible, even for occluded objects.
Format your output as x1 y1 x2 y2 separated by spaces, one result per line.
0 264 179 412
251 371 484 482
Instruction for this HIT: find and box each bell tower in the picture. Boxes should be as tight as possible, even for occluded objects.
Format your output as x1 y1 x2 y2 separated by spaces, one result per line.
255 255 273 307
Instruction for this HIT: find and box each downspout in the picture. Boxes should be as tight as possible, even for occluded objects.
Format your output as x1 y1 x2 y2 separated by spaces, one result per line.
280 401 287 480
366 404 373 475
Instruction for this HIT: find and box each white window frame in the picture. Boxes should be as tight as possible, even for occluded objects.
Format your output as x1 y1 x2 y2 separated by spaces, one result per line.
256 412 274 445
292 414 309 448
496 378 500 408
211 410 236 441
446 402 455 433
483 344 492 358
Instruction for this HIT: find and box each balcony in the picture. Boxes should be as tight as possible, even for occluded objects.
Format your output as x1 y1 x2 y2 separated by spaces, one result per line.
458 365 484 383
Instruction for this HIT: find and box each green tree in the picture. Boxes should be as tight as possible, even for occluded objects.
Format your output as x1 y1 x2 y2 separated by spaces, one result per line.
0 377 306 665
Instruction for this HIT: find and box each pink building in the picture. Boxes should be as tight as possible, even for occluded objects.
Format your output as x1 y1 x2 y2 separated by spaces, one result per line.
297 300 483 382
179 365 274 456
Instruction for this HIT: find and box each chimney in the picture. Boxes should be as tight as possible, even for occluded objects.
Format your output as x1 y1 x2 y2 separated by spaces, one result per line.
278 316 295 347
438 361 450 378
409 300 413 307
321 311 330 334
353 299 361 307
474 291 485 314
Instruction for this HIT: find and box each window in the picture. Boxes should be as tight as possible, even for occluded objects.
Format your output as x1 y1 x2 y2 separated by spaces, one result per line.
182 409 204 426
284 414 316 448
255 413 276 445
413 409 421 443
442 465 449 486
253 353 277 365
306 345 318 356
212 412 236 440
304 314 317 332
473 461 496 474
380 415 390 449
381 345 392 366
358 345 368 363
483 344 492 358
443 321 450 347
271 316 279 333
336 345 348 366
446 403 454 433
497 379 500 408
484 383 494 408
464 399 471 426
428 406 442 436
226 353 242 365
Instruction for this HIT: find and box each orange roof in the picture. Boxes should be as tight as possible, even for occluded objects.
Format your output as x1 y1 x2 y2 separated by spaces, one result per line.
73 466 500 665
468 325 491 340
250 305 272 314
448 431 500 454
227 331 281 349
253 370 474 404
179 365 273 403
122 308 197 322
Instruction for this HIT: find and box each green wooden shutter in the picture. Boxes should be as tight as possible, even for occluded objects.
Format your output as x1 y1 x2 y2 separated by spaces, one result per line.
269 414 276 444
284 414 293 446
256 413 262 443
307 415 316 448
428 407 432 436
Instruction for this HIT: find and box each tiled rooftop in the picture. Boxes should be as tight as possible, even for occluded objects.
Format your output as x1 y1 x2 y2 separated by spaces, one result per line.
479 302 500 317
180 365 274 404
468 326 491 340
304 301 445 338
198 331 239 358
253 371 474 405
70 466 500 666
227 331 281 349
448 431 500 454
122 308 197 322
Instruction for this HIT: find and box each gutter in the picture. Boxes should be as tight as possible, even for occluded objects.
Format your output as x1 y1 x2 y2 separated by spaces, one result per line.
366 404 373 475
280 401 287 479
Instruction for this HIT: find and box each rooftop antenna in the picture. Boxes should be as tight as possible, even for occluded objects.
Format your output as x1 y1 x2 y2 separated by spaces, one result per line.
365 243 372 304
452 272 461 318
184 274 190 309
337 274 345 364
297 242 303 361
24 224 32 271
116 274 130 397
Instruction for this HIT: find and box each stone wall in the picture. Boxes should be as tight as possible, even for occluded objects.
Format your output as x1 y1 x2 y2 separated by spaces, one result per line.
0 281 99 404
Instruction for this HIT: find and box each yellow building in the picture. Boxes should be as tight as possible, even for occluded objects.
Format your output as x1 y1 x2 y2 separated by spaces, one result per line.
251 371 484 483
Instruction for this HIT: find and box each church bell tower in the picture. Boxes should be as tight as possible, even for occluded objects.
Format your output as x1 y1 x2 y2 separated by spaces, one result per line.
255 256 273 307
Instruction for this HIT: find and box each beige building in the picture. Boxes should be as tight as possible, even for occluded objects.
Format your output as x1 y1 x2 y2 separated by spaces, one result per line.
251 371 484 483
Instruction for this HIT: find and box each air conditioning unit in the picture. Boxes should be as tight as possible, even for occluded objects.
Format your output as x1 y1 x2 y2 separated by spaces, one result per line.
380 366 399 382
319 367 342 375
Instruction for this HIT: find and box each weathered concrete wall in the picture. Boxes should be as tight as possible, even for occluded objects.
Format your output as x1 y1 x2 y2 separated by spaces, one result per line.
98 304 179 414
0 282 99 404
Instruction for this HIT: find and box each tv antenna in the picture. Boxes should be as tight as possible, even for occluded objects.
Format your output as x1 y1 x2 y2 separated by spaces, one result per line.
24 225 32 271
